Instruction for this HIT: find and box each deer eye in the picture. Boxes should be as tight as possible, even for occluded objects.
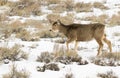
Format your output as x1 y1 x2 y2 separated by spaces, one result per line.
54 24 57 27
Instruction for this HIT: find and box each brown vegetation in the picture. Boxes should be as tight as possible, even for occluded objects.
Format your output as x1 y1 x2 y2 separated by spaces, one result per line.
109 14 120 26
97 70 118 78
91 52 120 66
0 44 28 61
8 0 41 16
93 2 109 10
3 64 30 78
75 2 93 12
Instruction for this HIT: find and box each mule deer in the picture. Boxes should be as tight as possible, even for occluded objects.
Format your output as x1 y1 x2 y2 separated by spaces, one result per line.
50 20 112 55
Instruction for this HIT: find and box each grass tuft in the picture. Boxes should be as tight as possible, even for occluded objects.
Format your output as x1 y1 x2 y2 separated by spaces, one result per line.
0 44 28 61
97 70 118 78
3 64 30 78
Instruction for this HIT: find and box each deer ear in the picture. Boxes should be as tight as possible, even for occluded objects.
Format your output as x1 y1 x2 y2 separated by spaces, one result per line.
57 19 61 25
48 19 54 24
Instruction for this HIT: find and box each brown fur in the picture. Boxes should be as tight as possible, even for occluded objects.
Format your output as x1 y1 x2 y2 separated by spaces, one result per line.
50 20 112 55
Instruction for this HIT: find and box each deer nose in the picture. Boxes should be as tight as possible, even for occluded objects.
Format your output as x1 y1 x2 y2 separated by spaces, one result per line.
49 29 52 31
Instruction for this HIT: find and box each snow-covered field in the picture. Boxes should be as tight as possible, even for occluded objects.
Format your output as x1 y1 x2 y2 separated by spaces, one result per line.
0 0 120 78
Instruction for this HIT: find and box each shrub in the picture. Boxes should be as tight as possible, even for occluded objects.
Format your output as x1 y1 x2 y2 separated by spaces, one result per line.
109 14 120 26
1 26 12 38
46 0 61 5
75 2 93 12
91 52 120 66
36 29 58 38
113 32 120 36
53 38 66 44
53 44 88 65
60 13 74 24
3 64 30 78
65 72 74 78
63 0 74 11
0 44 28 62
47 13 60 22
37 44 88 65
93 2 109 10
97 70 118 78
0 0 8 6
100 52 120 60
36 52 54 63
49 0 74 12
9 20 26 33
8 0 41 16
16 29 32 41
0 13 8 21
49 4 66 13
84 14 108 24
37 63 59 72
25 19 45 29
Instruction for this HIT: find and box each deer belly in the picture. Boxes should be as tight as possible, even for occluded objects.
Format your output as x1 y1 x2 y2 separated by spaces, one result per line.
77 35 93 41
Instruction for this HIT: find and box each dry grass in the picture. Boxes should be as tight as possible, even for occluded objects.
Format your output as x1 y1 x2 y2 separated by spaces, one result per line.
0 22 12 38
46 0 61 5
0 44 28 61
8 0 41 16
47 13 74 24
91 52 120 66
53 44 88 65
35 29 58 38
63 0 74 11
113 32 120 36
84 14 108 24
36 52 54 63
49 4 66 13
100 52 120 60
97 70 118 78
65 72 74 78
75 2 93 12
47 13 60 22
53 43 78 58
37 44 88 65
0 0 8 6
0 13 8 21
25 19 45 29
53 38 66 44
3 64 30 78
109 14 120 26
60 13 74 24
15 28 39 41
37 63 60 72
49 0 74 12
9 20 26 33
93 2 109 10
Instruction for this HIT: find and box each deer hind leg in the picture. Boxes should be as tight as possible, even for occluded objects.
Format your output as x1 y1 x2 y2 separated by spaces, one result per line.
95 39 103 56
103 36 112 53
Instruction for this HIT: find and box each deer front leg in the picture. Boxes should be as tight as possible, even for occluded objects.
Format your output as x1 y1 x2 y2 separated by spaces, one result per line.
66 38 77 52
74 41 79 51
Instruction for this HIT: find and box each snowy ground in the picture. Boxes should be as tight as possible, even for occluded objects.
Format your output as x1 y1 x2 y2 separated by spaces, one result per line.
0 26 120 78
0 0 120 78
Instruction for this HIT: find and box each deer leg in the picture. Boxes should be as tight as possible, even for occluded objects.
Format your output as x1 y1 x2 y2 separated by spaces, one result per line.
96 39 103 56
74 41 78 51
66 41 69 52
103 37 112 53
66 38 76 52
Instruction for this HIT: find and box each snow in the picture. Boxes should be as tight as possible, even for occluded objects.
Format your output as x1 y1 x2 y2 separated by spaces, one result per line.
0 0 120 78
0 25 120 78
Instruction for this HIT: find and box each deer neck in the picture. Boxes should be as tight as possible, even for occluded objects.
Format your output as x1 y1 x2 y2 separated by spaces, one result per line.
58 25 67 35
